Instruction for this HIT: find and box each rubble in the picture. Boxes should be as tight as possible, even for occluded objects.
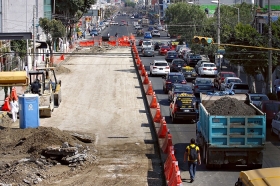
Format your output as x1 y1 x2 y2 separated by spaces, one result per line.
0 126 97 185
206 97 257 115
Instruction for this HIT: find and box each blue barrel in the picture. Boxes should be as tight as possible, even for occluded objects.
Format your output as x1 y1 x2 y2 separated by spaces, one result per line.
19 94 40 129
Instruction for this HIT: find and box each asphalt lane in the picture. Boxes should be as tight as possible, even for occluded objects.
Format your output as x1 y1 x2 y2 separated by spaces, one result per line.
108 15 280 185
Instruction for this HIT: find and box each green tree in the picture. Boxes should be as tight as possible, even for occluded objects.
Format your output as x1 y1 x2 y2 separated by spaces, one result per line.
55 0 96 39
165 3 207 43
39 18 66 57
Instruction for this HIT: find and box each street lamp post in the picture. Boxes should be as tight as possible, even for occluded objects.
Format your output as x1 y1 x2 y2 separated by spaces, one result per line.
212 0 240 75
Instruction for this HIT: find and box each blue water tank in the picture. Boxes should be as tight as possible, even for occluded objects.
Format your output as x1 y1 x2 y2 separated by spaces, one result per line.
19 94 40 129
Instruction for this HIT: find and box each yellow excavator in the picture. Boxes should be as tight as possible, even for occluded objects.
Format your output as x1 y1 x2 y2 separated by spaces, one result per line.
0 67 61 117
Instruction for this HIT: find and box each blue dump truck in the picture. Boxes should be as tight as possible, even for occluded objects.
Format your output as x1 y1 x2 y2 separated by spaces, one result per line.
196 94 266 168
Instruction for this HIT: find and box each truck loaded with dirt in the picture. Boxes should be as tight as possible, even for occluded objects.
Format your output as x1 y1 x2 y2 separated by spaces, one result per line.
196 94 266 168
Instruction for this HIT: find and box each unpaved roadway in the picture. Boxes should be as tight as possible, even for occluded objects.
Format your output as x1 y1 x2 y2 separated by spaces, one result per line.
40 47 163 185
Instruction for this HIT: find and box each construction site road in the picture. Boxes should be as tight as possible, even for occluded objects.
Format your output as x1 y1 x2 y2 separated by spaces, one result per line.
37 47 163 185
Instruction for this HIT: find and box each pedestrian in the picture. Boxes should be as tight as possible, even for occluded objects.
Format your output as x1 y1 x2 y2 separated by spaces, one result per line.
10 97 19 123
92 33 95 40
184 138 201 183
107 32 110 37
115 32 118 38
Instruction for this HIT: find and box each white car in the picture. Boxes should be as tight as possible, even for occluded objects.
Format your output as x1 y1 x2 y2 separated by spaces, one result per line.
271 112 280 139
151 30 160 37
110 21 118 25
141 40 153 51
197 62 218 76
157 25 163 31
131 16 134 19
149 60 170 76
220 77 242 90
135 25 141 29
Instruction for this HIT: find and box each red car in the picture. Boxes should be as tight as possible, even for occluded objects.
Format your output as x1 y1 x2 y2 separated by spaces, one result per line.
138 39 143 46
159 45 171 55
214 71 237 90
259 100 280 126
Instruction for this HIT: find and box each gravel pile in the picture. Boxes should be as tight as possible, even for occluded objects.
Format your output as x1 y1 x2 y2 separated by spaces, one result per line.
206 97 257 115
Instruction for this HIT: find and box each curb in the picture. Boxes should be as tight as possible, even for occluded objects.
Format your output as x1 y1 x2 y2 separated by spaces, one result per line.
131 48 167 186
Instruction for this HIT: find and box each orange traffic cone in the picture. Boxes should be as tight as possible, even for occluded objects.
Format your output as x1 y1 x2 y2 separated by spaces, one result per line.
153 103 162 122
137 58 141 65
146 81 154 95
141 65 146 76
164 151 176 181
2 97 11 111
11 87 18 101
150 92 158 108
168 166 182 186
60 54 65 60
161 133 173 153
138 62 143 70
158 118 168 138
143 73 149 84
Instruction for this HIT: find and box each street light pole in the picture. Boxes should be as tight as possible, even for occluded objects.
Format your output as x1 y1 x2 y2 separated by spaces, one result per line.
217 0 221 71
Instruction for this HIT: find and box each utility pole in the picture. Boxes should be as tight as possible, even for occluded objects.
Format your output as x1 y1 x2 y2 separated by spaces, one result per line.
217 0 221 71
33 5 36 69
268 0 272 93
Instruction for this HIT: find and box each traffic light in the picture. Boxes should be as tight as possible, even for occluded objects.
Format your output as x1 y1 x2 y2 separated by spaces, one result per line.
98 9 101 16
192 36 213 45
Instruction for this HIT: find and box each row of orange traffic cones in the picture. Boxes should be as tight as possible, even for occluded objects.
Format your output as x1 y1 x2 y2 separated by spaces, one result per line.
131 43 182 186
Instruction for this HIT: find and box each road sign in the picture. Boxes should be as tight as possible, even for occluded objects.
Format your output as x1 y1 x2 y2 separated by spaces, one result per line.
83 9 98 16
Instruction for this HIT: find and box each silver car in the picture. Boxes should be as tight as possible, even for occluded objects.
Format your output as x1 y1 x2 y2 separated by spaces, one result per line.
192 78 214 95
142 47 155 57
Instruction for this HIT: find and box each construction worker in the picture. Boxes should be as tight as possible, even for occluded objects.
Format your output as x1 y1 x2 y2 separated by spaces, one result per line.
10 97 19 122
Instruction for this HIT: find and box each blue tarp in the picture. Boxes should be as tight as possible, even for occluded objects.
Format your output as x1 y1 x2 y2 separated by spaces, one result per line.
263 16 279 23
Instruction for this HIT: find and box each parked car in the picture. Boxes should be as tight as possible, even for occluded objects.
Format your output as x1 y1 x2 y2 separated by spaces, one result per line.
181 66 197 82
246 93 269 107
144 32 152 39
195 60 211 73
165 51 178 63
159 45 170 55
220 77 242 91
142 47 155 57
149 60 170 76
170 59 186 72
151 30 160 37
162 72 186 94
213 71 237 90
260 101 280 126
192 78 214 95
197 62 218 76
185 54 202 67
225 83 250 94
168 84 193 102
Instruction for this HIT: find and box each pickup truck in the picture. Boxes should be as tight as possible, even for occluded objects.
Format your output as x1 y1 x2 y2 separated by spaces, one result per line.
225 83 250 94
196 94 266 168
169 93 199 123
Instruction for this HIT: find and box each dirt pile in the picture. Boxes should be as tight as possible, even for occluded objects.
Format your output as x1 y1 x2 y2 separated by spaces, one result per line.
54 65 71 74
206 97 257 115
0 126 96 185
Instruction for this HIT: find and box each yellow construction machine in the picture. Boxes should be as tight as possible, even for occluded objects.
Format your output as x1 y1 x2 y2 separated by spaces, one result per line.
28 67 62 117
